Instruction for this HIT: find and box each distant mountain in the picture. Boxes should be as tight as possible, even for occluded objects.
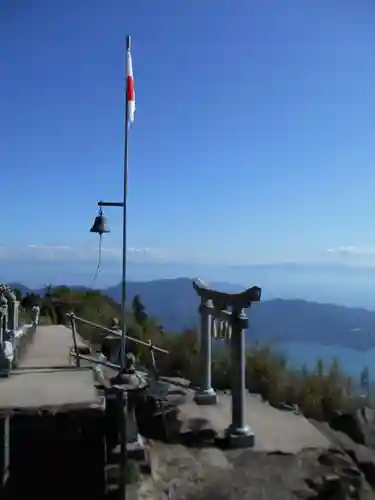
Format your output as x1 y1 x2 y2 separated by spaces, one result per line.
7 283 34 296
105 278 201 331
104 278 375 351
6 283 90 297
250 299 375 351
7 277 375 351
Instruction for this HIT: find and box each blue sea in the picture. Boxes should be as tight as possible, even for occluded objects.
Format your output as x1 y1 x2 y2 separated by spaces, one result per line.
277 342 373 382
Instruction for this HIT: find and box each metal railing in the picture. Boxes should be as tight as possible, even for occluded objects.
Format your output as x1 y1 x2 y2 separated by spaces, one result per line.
66 312 168 376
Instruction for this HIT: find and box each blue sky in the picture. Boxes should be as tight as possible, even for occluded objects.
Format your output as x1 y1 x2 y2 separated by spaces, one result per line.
1 0 375 274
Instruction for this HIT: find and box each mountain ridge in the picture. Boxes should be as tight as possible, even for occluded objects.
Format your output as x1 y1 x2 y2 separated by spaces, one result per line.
102 278 375 350
7 278 375 351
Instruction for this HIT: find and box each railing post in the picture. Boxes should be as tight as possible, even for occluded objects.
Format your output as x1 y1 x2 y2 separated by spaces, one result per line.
32 305 40 329
147 340 159 381
194 298 217 405
68 313 81 368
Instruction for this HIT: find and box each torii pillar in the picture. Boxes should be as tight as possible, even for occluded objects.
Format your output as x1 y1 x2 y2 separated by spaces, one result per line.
192 279 261 448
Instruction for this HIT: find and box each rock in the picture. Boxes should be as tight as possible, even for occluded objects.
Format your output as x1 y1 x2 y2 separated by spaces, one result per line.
329 408 375 449
325 408 375 489
306 467 367 499
145 439 375 500
360 407 375 425
321 473 348 498
339 466 362 489
135 395 180 441
356 407 375 448
350 445 375 488
329 412 366 445
318 449 353 468
311 420 375 490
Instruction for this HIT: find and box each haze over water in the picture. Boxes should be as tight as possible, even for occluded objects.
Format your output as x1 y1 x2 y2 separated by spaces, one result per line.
279 341 372 381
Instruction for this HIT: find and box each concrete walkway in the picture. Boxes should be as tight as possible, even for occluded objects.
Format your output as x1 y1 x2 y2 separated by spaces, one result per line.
19 325 83 368
0 325 100 412
0 368 102 411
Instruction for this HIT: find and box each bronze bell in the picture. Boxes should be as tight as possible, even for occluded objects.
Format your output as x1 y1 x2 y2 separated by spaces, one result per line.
90 209 110 235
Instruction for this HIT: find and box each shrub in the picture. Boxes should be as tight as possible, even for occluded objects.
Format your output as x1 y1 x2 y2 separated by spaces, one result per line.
157 329 200 382
125 459 141 484
204 342 354 421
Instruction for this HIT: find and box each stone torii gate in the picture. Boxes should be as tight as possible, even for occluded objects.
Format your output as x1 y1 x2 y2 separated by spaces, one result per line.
192 279 261 448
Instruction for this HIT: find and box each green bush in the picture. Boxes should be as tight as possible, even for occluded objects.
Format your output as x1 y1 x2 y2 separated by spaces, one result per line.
209 341 354 420
125 459 141 484
157 329 200 382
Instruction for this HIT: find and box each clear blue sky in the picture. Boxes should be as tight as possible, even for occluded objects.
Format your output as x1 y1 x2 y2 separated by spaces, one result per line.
1 0 375 267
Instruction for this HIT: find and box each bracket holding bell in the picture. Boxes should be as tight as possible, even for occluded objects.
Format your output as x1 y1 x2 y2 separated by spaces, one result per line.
90 207 110 235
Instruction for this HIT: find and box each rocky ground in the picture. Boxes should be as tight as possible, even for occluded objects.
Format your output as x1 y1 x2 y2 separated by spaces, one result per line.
128 380 375 499
133 443 374 499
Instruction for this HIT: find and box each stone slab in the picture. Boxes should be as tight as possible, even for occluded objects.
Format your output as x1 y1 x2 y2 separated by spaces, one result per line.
0 368 102 411
176 391 331 453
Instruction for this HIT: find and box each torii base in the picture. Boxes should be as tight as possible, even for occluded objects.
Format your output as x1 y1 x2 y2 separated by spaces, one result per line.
225 424 255 449
194 388 218 406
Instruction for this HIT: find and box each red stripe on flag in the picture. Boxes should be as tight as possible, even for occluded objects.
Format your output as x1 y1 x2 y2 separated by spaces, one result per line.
127 76 134 102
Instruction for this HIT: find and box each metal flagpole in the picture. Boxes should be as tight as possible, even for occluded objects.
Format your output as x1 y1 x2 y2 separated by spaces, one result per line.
120 35 131 370
118 35 131 500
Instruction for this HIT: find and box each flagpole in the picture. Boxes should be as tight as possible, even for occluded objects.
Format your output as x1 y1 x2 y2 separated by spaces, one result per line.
118 35 131 500
120 35 131 371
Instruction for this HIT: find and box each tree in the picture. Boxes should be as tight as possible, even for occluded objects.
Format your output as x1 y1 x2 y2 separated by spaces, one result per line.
132 295 148 328
21 292 41 309
360 365 370 389
315 358 324 377
327 357 341 383
360 366 370 404
44 284 53 300
40 284 56 323
158 329 199 380
12 287 22 301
